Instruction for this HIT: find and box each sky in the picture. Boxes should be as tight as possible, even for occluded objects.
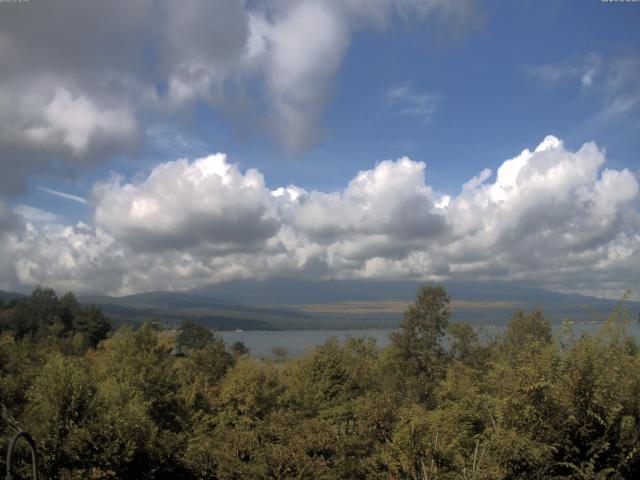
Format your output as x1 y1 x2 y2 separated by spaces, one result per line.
0 0 639 298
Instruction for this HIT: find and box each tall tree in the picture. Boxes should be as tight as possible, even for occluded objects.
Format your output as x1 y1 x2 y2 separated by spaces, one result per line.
177 320 213 350
73 305 111 347
390 284 450 404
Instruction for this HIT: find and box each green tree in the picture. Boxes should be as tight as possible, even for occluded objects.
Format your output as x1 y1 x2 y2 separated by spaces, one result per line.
0 288 111 347
177 321 213 350
389 284 451 404
502 310 552 352
177 335 234 414
271 346 288 362
216 358 284 427
73 304 111 347
23 353 96 478
9 287 67 340
230 340 250 357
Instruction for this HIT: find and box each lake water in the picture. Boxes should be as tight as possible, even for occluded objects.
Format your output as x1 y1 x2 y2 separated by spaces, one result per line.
219 329 393 358
219 321 640 358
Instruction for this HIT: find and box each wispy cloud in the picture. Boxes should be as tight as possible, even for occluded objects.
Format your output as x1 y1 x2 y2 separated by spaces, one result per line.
385 85 442 123
13 205 61 224
599 94 640 122
525 63 575 85
37 186 87 204
598 57 640 123
145 125 209 157
524 53 602 90
526 53 640 125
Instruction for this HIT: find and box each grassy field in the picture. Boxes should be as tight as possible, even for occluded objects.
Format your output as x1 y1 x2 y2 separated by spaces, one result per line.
273 300 526 315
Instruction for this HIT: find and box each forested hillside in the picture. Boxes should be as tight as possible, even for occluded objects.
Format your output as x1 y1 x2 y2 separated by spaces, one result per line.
1 286 639 479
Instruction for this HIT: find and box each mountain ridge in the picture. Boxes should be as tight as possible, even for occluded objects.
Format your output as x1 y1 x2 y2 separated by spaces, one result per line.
4 281 637 331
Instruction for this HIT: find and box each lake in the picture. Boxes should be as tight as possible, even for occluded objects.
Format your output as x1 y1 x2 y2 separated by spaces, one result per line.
219 321 640 358
219 329 393 357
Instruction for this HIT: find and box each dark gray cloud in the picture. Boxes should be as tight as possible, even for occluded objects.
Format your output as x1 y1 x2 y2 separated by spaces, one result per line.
0 0 478 194
0 201 19 234
0 0 251 194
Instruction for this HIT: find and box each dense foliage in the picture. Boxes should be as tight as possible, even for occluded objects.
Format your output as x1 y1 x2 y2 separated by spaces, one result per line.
0 287 111 348
1 286 639 479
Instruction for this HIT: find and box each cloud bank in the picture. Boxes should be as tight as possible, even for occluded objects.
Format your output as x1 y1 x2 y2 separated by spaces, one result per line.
2 136 638 298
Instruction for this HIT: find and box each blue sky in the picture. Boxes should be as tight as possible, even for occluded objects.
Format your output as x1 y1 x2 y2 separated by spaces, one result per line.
12 0 640 216
0 0 639 297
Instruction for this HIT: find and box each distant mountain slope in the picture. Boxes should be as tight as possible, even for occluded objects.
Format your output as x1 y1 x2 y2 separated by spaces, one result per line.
82 291 248 311
193 279 425 304
73 281 639 331
193 278 634 307
193 279 639 325
78 291 315 330
0 290 26 303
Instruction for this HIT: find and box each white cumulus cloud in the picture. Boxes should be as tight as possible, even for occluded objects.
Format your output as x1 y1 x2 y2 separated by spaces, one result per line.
93 154 280 252
0 135 637 298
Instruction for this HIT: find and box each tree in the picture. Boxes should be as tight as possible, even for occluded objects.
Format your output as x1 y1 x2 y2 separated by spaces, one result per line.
23 353 96 478
216 358 284 427
73 305 111 347
271 346 288 362
177 321 213 350
230 340 250 357
0 288 111 347
389 285 450 404
177 336 234 412
502 310 552 353
9 287 65 340
448 322 489 369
